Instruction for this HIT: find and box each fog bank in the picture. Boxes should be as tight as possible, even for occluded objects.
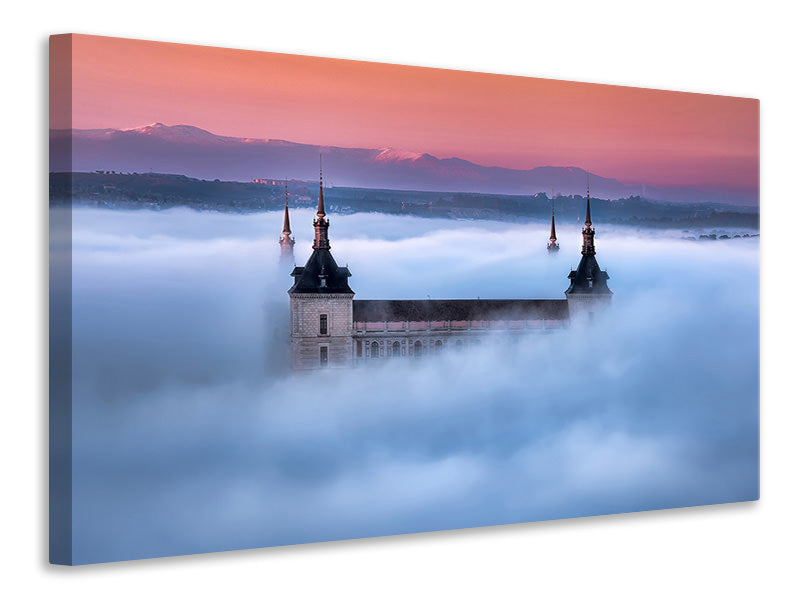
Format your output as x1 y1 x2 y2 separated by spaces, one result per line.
65 207 759 564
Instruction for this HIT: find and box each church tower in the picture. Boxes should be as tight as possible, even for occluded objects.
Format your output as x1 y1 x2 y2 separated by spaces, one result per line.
279 181 295 265
547 196 559 252
565 187 612 320
288 161 354 369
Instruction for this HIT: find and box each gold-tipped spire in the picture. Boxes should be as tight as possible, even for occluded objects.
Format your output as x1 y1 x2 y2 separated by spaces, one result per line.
581 185 595 257
585 183 592 227
312 156 331 250
547 192 559 252
316 154 325 218
282 179 291 235
279 178 295 262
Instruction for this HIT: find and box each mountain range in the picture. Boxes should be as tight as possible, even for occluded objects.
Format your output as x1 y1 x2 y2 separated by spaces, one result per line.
49 123 757 205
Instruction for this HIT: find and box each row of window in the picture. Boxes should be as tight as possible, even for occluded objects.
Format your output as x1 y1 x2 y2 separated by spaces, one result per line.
318 315 564 337
354 319 562 332
319 315 564 343
361 338 480 358
319 338 484 366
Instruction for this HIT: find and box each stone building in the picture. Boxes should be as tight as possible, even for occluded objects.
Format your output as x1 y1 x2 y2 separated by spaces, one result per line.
287 168 354 369
286 173 611 370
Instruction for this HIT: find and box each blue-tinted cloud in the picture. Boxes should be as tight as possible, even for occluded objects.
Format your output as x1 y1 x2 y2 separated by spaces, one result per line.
65 207 759 564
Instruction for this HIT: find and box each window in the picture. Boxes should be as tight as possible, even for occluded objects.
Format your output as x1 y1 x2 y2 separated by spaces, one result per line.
319 314 328 335
434 340 443 354
412 340 422 357
392 341 401 357
319 346 328 366
370 341 379 358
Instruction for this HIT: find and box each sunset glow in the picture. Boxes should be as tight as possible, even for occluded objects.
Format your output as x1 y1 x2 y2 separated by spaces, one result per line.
53 34 758 193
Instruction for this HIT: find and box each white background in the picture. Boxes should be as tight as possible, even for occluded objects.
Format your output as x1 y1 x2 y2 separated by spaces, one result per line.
2 1 797 597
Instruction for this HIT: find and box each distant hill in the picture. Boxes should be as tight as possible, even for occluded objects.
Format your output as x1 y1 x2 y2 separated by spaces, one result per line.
49 172 760 232
50 123 757 206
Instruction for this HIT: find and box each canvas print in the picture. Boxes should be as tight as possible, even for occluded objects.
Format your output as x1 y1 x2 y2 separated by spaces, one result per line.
49 34 759 565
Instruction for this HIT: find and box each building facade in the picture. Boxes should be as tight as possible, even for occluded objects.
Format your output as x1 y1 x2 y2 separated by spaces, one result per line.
286 176 611 370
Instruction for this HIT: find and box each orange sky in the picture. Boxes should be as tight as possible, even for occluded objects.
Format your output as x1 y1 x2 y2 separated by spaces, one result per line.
53 34 759 191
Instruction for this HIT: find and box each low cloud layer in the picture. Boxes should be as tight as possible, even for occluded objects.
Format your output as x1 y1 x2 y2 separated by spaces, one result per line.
65 207 759 564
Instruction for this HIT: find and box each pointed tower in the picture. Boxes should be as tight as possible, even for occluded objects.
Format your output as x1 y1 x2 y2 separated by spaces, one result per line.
547 195 559 252
287 158 354 369
565 186 612 320
279 180 295 264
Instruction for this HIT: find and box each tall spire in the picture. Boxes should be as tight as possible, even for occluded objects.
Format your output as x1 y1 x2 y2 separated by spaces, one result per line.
312 155 330 250
288 160 353 295
565 182 611 301
282 180 292 235
547 194 559 252
317 154 325 218
581 185 595 257
279 178 295 262
585 183 592 227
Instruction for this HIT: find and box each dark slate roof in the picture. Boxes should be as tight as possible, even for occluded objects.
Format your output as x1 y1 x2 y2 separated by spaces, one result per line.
288 248 353 294
565 255 612 295
353 298 568 321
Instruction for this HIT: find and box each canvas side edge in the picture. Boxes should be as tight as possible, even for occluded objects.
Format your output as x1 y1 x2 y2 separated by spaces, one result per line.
48 33 74 566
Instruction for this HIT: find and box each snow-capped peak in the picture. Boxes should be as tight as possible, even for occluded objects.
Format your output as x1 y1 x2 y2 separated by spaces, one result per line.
374 148 425 163
123 123 229 143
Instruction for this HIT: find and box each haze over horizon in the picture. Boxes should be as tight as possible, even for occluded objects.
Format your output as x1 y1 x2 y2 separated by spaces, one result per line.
51 122 759 205
51 35 759 202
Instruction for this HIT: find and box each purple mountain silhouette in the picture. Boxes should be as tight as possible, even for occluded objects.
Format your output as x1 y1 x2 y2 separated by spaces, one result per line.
50 123 756 205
